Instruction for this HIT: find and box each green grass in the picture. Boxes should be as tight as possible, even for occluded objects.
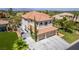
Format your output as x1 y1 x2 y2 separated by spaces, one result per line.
0 32 18 50
59 29 79 43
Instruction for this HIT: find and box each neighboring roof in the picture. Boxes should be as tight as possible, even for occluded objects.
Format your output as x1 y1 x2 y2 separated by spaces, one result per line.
32 35 70 50
53 12 74 17
52 12 74 19
0 20 9 25
58 12 74 16
22 11 52 22
27 25 58 35
53 15 63 19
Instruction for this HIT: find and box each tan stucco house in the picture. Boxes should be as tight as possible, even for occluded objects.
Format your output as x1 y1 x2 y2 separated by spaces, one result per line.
21 11 58 41
52 12 74 20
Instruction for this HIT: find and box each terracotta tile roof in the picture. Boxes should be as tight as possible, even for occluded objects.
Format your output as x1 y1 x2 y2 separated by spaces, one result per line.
22 11 52 21
0 20 9 25
27 25 57 35
37 26 58 35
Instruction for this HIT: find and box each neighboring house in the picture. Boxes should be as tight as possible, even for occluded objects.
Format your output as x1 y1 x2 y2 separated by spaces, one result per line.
21 11 58 41
0 12 8 18
73 15 79 22
0 19 9 32
52 12 74 20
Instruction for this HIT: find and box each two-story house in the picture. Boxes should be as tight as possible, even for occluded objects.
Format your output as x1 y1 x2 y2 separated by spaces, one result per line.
21 11 58 41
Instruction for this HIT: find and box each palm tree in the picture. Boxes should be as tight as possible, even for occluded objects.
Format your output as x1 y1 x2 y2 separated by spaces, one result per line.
13 16 21 31
8 8 16 16
29 25 33 36
8 8 21 31
7 8 14 31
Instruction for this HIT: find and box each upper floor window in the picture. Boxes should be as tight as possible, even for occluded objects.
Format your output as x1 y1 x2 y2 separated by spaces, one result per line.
40 22 43 25
45 22 48 25
49 20 52 23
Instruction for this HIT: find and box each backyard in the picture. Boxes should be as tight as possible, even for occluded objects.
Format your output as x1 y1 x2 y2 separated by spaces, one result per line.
0 32 18 50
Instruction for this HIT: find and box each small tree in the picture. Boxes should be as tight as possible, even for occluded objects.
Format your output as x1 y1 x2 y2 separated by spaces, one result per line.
13 37 29 50
8 8 16 16
34 17 37 42
30 25 33 36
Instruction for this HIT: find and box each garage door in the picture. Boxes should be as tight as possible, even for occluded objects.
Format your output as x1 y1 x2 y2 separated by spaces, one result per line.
46 31 56 38
38 34 45 41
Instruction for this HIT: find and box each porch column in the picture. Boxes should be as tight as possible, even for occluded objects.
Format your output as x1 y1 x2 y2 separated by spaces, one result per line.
45 33 47 39
37 36 39 42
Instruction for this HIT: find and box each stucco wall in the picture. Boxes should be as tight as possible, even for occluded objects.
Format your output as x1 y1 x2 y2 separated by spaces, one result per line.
21 18 28 30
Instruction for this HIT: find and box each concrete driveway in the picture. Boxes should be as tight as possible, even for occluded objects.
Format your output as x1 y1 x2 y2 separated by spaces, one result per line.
32 35 70 50
19 27 70 50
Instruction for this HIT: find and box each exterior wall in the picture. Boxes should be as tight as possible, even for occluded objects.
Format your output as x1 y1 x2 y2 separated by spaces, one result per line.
21 18 28 30
21 18 53 30
37 20 52 29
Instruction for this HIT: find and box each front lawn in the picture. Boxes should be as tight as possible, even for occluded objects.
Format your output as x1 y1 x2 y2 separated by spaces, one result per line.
59 29 79 43
0 32 18 50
